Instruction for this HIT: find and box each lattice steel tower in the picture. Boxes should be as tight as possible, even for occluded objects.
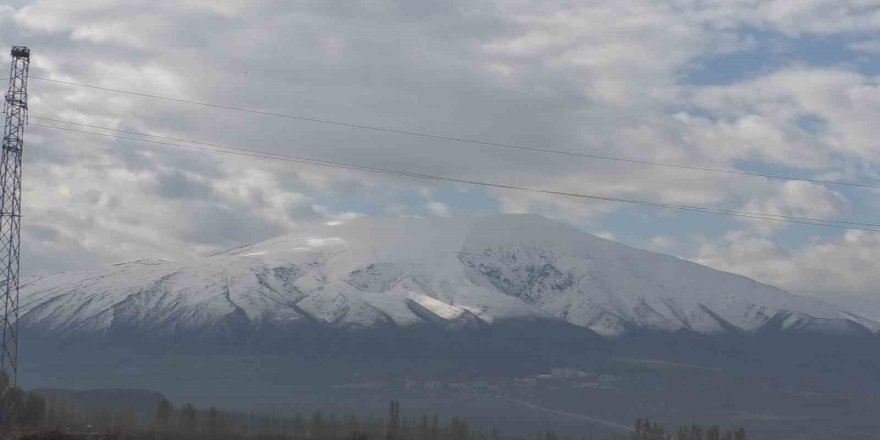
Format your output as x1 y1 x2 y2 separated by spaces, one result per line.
0 46 30 398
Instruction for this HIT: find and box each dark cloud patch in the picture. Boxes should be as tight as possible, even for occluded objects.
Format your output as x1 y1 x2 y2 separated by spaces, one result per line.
286 202 323 222
154 170 214 200
180 202 283 246
26 223 59 242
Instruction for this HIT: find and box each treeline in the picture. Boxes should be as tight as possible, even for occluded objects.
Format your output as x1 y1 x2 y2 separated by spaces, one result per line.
3 375 745 440
618 419 746 440
9 399 747 440
141 399 483 440
0 373 47 430
8 395 488 440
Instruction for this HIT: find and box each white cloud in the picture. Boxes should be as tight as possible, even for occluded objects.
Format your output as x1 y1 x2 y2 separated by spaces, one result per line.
427 201 451 217
748 0 880 36
647 235 677 253
737 181 847 234
2 0 880 299
694 229 880 298
594 231 616 241
849 38 880 54
690 68 880 163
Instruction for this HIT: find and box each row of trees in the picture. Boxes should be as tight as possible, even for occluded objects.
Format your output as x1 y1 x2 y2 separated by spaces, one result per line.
622 419 746 440
1 373 49 430
144 399 481 440
2 374 746 440
2 393 487 440
11 398 745 440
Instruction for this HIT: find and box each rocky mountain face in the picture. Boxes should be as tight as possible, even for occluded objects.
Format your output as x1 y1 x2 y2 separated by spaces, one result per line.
19 214 879 341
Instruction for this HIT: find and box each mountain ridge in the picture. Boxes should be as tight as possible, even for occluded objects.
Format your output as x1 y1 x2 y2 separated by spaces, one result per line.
18 214 880 340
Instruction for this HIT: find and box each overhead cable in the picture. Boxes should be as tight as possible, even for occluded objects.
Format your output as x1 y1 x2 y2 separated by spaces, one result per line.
29 76 880 190
30 121 880 233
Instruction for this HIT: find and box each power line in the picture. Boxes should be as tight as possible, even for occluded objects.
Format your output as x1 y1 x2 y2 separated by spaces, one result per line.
28 76 880 190
32 120 880 229
29 116 880 228
30 121 880 232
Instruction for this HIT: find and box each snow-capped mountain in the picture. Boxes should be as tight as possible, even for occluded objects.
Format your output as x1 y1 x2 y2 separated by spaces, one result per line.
19 215 880 341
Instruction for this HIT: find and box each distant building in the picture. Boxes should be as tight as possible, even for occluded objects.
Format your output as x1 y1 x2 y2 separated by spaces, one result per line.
331 382 387 390
550 367 580 379
424 380 442 390
598 374 621 388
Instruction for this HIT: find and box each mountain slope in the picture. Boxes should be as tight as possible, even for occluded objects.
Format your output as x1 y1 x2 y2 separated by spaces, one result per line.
19 215 879 340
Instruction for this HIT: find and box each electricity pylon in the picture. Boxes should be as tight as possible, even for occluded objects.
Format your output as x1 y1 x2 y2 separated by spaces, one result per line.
0 46 30 423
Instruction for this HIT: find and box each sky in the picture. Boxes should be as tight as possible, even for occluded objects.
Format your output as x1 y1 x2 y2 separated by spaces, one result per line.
1 0 880 302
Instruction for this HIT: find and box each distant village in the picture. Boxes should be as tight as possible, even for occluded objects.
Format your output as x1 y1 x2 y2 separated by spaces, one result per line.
331 367 623 395
518 367 622 389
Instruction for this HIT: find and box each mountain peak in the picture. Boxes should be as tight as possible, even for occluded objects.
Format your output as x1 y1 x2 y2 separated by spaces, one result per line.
19 215 879 340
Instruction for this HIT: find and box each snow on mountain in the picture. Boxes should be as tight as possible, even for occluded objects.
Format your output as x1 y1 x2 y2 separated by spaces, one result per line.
825 295 880 322
18 215 880 340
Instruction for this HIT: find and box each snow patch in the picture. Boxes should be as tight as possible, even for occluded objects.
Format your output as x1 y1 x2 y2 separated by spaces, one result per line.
17 215 880 339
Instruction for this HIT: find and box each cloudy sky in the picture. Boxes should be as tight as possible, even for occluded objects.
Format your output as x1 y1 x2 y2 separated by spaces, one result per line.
1 0 880 302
